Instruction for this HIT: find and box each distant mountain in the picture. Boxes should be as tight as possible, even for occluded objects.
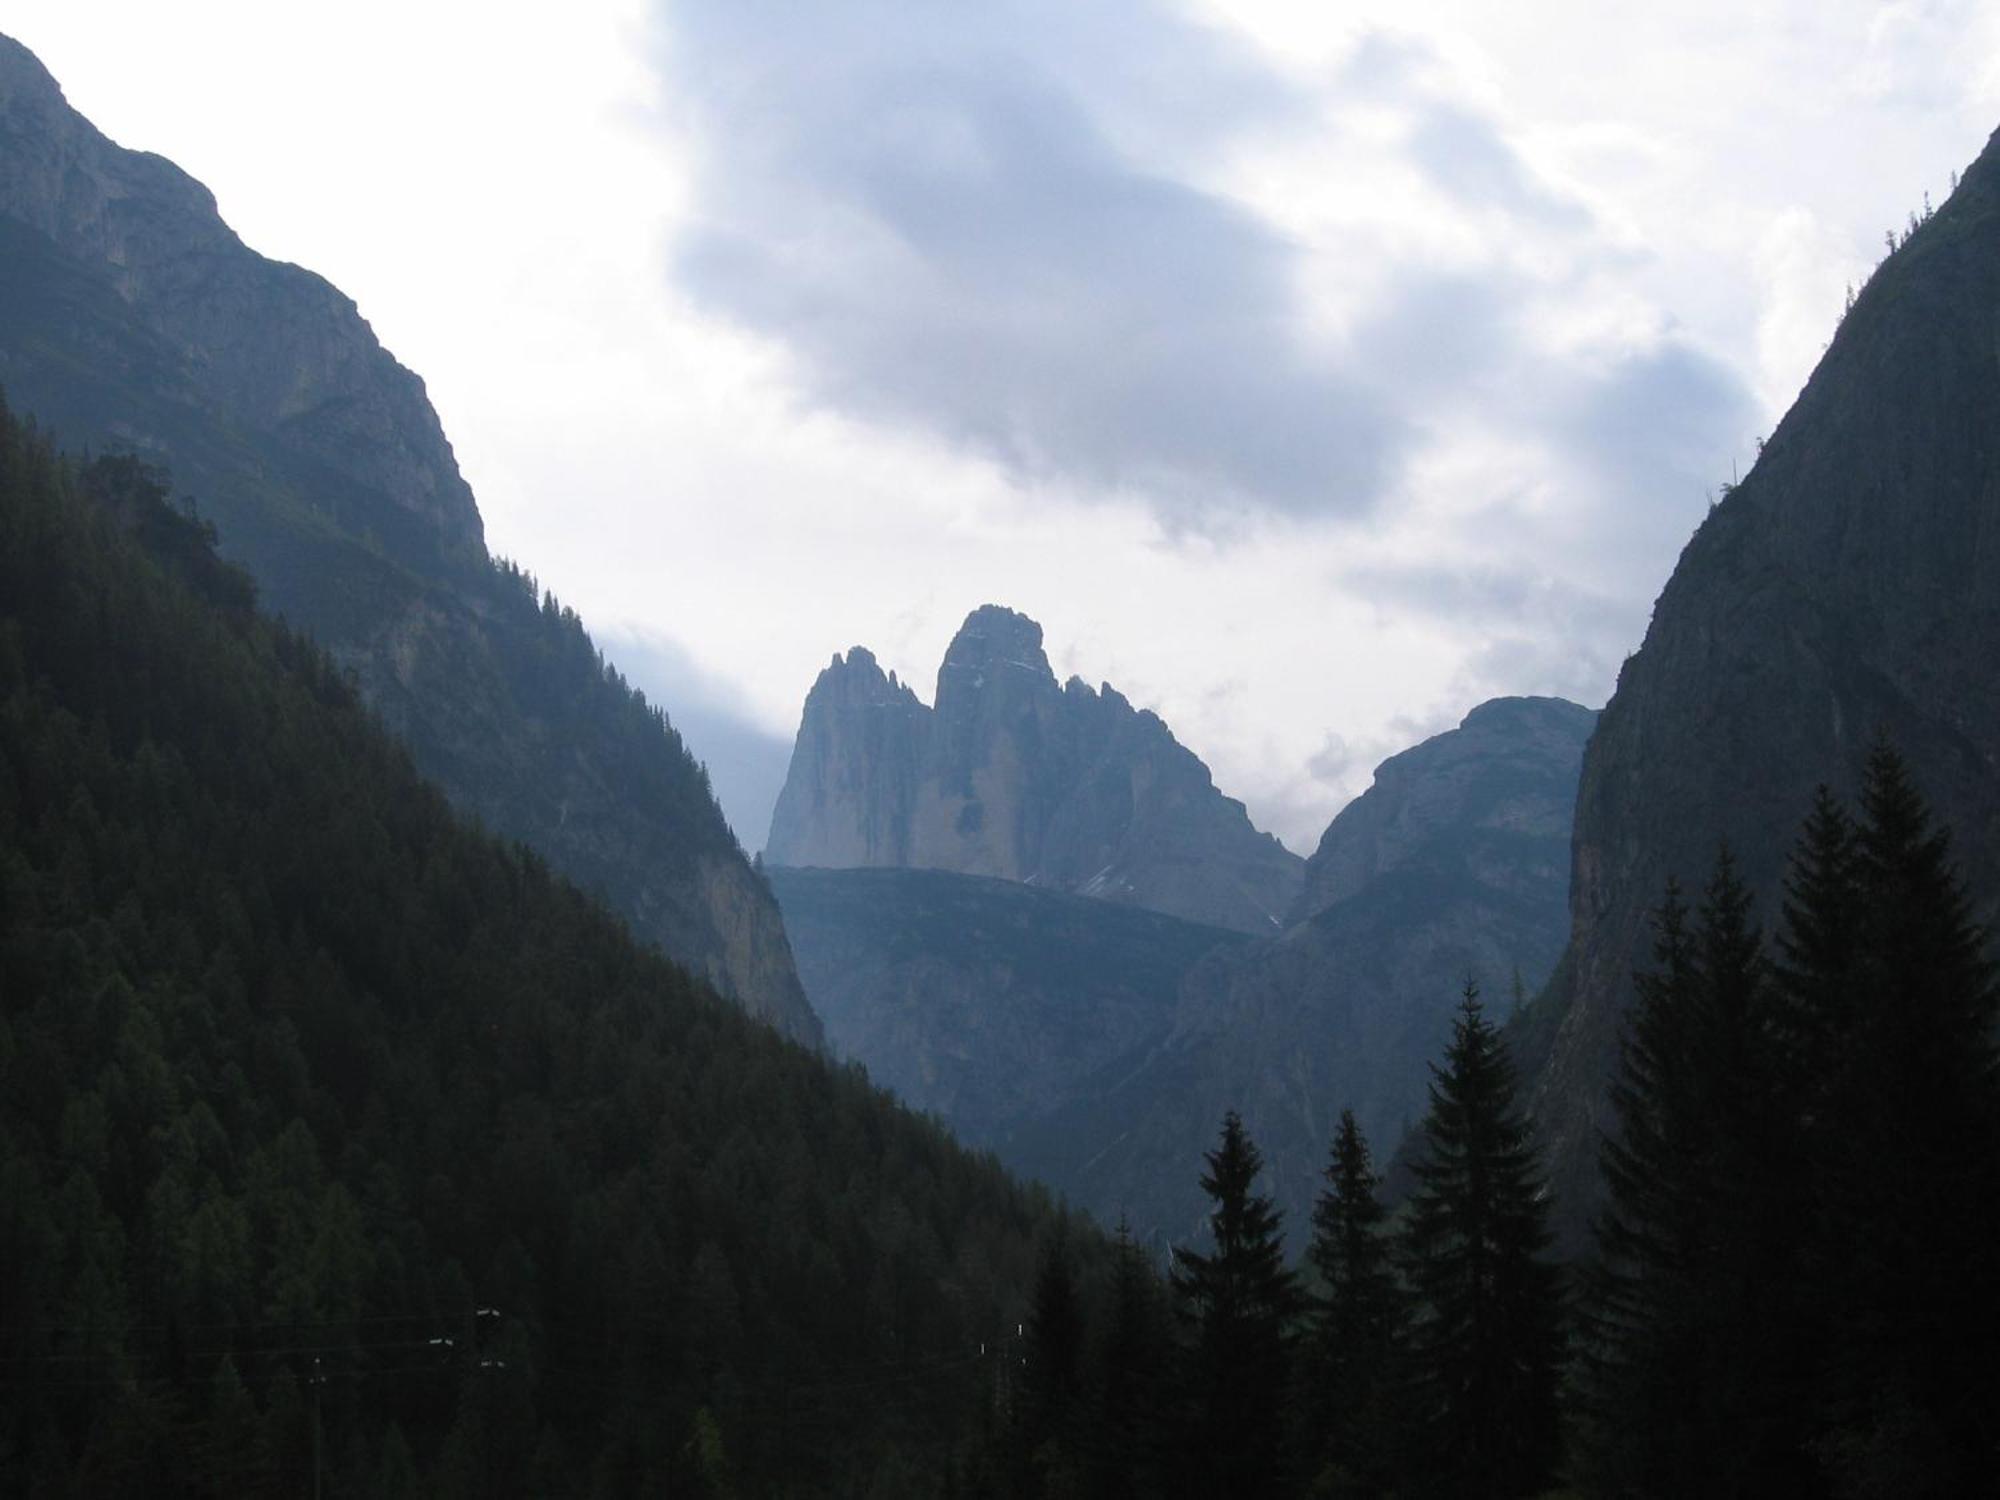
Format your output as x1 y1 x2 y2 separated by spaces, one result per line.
0 34 818 1043
768 604 1304 934
771 694 1590 1246
0 408 1072 1491
1016 696 1593 1243
769 865 1248 1151
1517 128 2000 1244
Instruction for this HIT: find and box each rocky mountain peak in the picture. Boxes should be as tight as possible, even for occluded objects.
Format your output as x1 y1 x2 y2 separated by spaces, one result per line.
1294 696 1596 925
768 606 1304 932
0 33 484 560
814 645 918 708
941 603 1051 670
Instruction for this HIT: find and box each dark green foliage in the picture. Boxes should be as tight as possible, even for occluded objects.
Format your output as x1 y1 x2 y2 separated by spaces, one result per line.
1170 1111 1298 1498
0 397 1067 1493
1399 983 1562 1500
1786 748 2000 1494
1582 856 1815 1496
1299 1109 1409 1498
1082 1218 1170 1500
1012 1219 1088 1495
1584 758 2000 1498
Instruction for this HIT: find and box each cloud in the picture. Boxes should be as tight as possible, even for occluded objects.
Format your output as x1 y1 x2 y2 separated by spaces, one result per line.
650 3 1762 558
1407 103 1591 229
655 0 1407 526
631 0 1822 842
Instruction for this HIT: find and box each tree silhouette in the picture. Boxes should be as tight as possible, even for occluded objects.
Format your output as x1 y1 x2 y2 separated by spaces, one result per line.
1171 1111 1296 1498
1400 983 1561 1500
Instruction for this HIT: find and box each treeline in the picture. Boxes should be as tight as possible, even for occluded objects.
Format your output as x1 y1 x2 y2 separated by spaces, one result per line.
985 983 1557 1499
988 749 1997 1500
1578 749 2000 1497
0 396 1080 1496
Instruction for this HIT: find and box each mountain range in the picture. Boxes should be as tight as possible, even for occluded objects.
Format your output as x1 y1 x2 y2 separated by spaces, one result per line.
773 680 1593 1243
0 33 819 1044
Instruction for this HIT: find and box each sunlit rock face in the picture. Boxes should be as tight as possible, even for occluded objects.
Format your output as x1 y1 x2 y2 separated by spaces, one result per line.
1516 126 2000 1243
0 33 821 1044
768 604 1305 934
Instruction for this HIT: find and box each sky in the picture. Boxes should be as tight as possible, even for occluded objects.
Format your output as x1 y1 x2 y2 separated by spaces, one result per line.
8 1 1998 851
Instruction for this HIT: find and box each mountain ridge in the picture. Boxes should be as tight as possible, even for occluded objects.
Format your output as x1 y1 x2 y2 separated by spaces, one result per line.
0 32 821 1043
768 603 1305 934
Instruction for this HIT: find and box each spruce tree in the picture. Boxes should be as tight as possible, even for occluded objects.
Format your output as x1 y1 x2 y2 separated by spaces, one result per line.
1772 786 1864 1095
1170 1111 1297 1499
1300 1108 1409 1498
1584 854 1814 1496
1086 1218 1168 1500
1018 1218 1087 1494
1400 982 1562 1500
1796 746 2000 1492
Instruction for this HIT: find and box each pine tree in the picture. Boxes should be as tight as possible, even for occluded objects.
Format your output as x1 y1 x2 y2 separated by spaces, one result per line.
1170 1111 1297 1499
1584 855 1815 1496
1300 1108 1409 1497
1773 786 1864 1094
1086 1217 1167 1500
1797 746 2000 1493
1018 1218 1087 1494
1400 982 1562 1500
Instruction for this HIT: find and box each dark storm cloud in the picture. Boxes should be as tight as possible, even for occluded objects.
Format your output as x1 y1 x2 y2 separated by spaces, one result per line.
655 0 1406 524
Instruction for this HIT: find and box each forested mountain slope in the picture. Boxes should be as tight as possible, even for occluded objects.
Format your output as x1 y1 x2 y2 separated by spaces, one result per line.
0 32 819 1043
0 403 1067 1494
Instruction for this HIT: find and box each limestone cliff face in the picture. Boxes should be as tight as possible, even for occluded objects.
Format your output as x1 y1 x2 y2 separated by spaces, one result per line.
1295 698 1597 922
768 605 1304 934
765 648 927 868
0 35 481 557
1013 696 1593 1242
0 34 819 1044
1517 127 2000 1239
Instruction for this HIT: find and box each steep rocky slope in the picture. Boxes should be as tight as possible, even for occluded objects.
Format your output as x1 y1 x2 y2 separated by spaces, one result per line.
1016 697 1593 1241
769 605 1303 934
1518 128 2000 1235
768 866 1247 1150
0 34 818 1042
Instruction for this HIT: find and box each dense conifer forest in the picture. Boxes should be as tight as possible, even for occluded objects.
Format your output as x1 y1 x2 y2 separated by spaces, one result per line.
0 398 1080 1495
6 383 1997 1497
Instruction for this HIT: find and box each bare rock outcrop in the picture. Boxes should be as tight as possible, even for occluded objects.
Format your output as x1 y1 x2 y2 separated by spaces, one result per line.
769 605 1304 935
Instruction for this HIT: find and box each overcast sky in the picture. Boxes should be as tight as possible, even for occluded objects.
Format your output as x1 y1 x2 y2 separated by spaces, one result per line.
10 1 1997 851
